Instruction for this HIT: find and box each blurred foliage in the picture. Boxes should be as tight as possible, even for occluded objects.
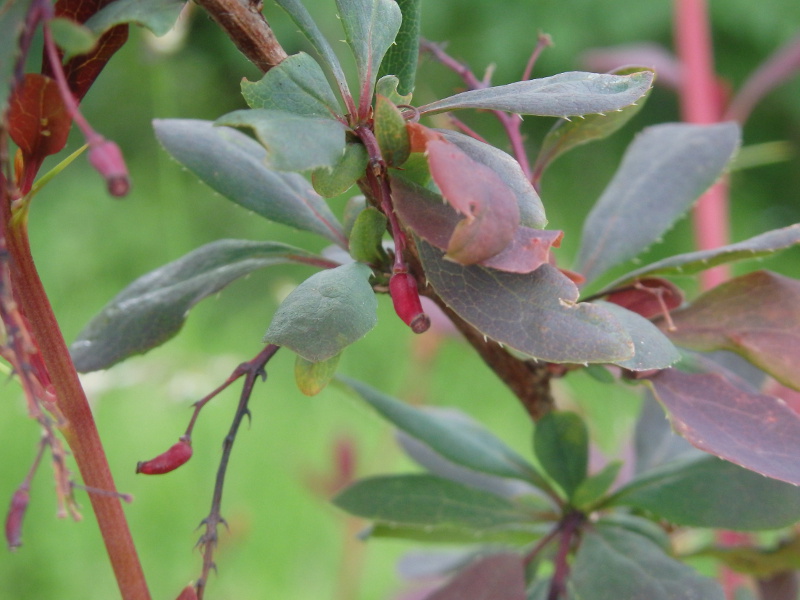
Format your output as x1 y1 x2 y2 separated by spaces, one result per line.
1 0 799 598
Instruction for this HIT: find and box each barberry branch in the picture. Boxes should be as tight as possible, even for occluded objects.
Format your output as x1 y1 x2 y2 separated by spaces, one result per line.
194 344 280 599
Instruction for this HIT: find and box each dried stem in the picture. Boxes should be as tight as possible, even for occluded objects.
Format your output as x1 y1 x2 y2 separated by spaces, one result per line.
194 0 288 73
195 344 280 599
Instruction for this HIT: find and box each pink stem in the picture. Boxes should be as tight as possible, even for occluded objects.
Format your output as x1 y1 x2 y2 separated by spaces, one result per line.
674 0 729 290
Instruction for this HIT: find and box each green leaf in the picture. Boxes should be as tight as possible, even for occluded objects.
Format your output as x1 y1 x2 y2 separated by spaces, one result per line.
418 70 654 117
71 240 321 372
343 195 367 236
348 206 388 264
575 122 741 285
215 109 346 172
337 376 546 486
693 535 800 578
607 455 800 530
0 0 32 115
368 522 537 545
533 411 588 499
595 514 670 551
604 224 800 289
311 142 369 198
49 17 97 59
438 130 547 229
666 271 800 391
240 52 341 117
273 0 352 103
264 263 377 362
336 0 401 100
294 353 340 396
417 241 635 364
153 119 346 246
376 0 422 96
375 74 412 105
572 461 622 510
334 474 533 532
374 94 410 166
84 0 186 37
596 301 680 371
531 67 653 184
570 523 724 600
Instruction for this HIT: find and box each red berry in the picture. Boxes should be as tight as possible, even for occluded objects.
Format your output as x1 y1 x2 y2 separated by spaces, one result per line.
88 139 130 197
389 272 430 334
136 439 193 475
5 488 29 551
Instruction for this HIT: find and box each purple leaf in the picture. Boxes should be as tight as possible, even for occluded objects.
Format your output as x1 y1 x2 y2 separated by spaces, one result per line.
418 241 634 364
648 368 800 485
667 271 800 391
426 553 526 600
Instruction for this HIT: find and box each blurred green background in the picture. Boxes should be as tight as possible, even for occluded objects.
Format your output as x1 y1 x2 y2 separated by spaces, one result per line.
2 0 799 598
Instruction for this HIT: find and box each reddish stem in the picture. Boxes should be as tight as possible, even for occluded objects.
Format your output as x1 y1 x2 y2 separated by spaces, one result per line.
674 0 729 290
4 217 150 599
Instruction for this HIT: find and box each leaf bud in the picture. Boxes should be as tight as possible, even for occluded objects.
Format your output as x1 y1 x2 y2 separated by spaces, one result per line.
389 272 431 334
136 438 192 475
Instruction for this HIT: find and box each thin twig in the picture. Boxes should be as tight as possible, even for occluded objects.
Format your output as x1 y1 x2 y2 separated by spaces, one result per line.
195 344 280 599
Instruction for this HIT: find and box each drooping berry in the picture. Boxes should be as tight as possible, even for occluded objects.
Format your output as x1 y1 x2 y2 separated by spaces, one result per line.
5 487 30 551
389 272 431 334
136 438 192 475
88 138 130 197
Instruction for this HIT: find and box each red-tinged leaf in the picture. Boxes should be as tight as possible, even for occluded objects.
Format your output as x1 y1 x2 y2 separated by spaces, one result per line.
407 121 442 152
479 227 563 274
604 278 684 320
648 368 800 485
667 271 800 391
418 240 635 364
43 0 128 102
5 487 30 550
426 553 526 600
426 139 520 264
175 584 198 600
392 177 561 274
8 74 71 160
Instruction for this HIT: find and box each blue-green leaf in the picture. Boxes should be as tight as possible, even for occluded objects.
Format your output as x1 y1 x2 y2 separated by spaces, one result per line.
603 224 800 290
273 0 352 103
241 52 341 117
418 70 654 117
153 119 346 245
264 263 377 362
570 523 724 600
71 240 321 372
376 0 422 96
336 0 402 100
607 456 800 530
215 109 346 172
575 122 741 285
85 0 186 37
338 376 546 486
596 301 680 370
334 474 534 532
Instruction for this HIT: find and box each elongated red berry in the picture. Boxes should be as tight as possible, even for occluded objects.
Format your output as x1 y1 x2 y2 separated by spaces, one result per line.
136 439 192 475
389 272 431 334
88 138 130 197
5 488 30 551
